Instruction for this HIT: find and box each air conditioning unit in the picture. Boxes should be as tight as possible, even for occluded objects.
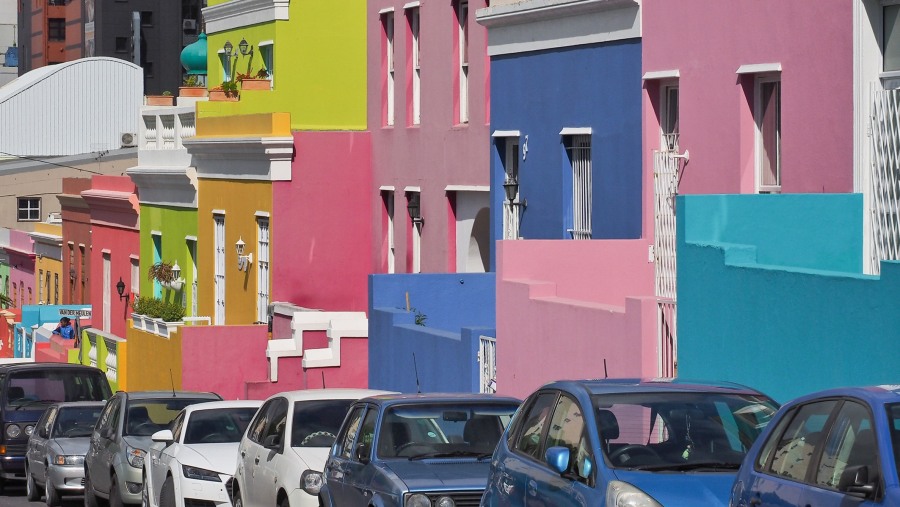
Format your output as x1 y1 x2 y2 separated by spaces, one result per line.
183 19 197 30
120 132 137 148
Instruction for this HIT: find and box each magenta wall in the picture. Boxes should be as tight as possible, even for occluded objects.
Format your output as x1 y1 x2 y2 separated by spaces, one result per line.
272 131 373 312
495 240 658 399
641 0 854 195
85 176 140 338
368 0 490 273
8 230 35 308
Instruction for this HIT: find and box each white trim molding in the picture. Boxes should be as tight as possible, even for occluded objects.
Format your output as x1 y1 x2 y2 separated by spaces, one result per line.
643 69 680 80
492 129 521 137
403 1 421 9
203 0 290 34
445 185 490 192
560 127 593 135
378 7 395 14
184 136 295 181
379 185 396 191
736 63 782 75
404 186 422 192
254 211 271 217
126 166 198 208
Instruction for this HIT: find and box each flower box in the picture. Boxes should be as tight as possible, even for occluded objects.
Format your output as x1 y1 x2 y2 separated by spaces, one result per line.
146 95 175 106
240 78 271 91
179 86 208 98
131 313 183 337
209 90 239 102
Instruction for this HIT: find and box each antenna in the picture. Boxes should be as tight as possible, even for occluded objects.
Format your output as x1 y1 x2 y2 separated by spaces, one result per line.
413 352 421 394
321 371 326 389
603 359 608 379
169 369 176 397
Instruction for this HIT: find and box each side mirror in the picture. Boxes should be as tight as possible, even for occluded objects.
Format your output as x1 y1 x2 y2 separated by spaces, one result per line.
264 433 282 450
151 429 174 443
545 446 570 475
354 442 371 464
838 465 877 498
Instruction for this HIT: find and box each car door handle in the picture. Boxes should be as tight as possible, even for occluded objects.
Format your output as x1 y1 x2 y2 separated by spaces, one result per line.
241 451 245 458
527 479 537 497
254 457 260 465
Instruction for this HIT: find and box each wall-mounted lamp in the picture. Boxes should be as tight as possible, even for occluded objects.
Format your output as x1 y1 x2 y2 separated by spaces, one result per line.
503 178 527 208
239 38 252 56
163 261 185 291
116 276 129 303
223 40 233 58
236 237 253 272
69 268 76 281
407 194 424 226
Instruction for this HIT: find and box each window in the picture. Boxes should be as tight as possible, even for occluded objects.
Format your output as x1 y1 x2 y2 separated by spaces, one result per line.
256 217 270 324
102 253 110 331
115 37 129 53
38 269 44 304
140 11 153 27
565 134 592 239
814 401 875 489
407 191 422 273
407 6 421 125
248 400 276 444
261 398 288 448
48 18 65 41
80 245 86 302
54 273 58 305
18 198 40 222
503 138 521 240
218 51 231 83
456 0 469 124
382 13 395 126
213 214 226 325
764 400 837 481
885 5 900 73
355 407 379 461
259 41 274 82
68 244 75 303
756 75 781 193
130 258 140 296
661 84 679 151
382 191 395 273
45 272 50 304
152 233 162 298
546 395 592 483
337 406 366 459
514 392 558 461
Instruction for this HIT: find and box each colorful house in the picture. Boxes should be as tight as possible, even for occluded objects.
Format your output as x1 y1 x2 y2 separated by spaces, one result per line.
29 221 64 306
57 178 93 305
1 229 35 309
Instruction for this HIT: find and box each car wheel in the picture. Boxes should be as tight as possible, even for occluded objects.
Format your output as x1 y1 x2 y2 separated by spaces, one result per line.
232 489 243 507
45 478 61 507
109 473 125 507
84 470 99 507
26 463 41 501
159 476 176 507
279 495 290 507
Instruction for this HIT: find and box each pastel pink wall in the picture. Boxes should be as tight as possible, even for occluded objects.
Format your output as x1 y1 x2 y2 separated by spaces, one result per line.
368 0 491 274
272 131 373 312
84 176 140 338
496 240 658 399
641 0 854 197
8 230 35 307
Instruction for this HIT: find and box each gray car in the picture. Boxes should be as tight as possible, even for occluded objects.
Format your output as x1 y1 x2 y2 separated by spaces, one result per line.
83 390 222 507
25 401 106 506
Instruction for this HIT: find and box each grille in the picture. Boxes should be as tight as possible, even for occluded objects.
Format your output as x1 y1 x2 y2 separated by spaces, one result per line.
4 443 27 455
413 491 484 507
184 500 216 507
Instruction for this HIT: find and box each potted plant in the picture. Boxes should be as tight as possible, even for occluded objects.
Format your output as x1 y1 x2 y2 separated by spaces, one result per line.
238 68 271 91
156 300 186 336
148 262 177 285
209 80 239 101
179 75 208 98
145 91 175 106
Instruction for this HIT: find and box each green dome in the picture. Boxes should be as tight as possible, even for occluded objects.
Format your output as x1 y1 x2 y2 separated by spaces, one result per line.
180 33 207 75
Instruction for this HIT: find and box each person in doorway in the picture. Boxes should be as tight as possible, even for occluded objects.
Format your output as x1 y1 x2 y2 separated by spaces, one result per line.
52 317 75 339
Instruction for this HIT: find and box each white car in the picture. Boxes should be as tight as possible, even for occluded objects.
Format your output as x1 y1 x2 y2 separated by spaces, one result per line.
142 400 263 507
232 389 395 507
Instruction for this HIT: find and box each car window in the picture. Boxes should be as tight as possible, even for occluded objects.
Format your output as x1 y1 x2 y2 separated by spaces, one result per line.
755 410 794 470
124 398 214 437
54 405 103 438
546 395 592 482
766 400 838 482
291 399 354 447
248 400 275 444
36 406 56 439
337 406 366 458
184 407 258 444
5 368 111 408
514 392 558 461
888 403 900 484
171 412 186 442
96 397 121 435
353 407 378 462
815 400 876 489
262 398 288 448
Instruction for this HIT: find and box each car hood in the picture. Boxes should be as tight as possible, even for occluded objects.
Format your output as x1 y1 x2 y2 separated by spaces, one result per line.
52 437 91 456
613 469 736 507
383 460 490 492
287 446 330 471
178 443 241 475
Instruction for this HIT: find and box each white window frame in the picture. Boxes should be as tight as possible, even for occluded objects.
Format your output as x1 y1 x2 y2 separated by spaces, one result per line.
218 49 231 82
256 217 270 325
565 134 592 240
152 232 162 298
187 239 198 318
383 190 396 273
38 269 44 304
213 214 226 325
755 74 782 194
382 13 395 126
660 82 679 152
102 253 111 332
17 197 40 222
408 191 422 273
130 257 139 296
458 0 469 124
259 40 274 83
883 2 900 76
408 6 421 125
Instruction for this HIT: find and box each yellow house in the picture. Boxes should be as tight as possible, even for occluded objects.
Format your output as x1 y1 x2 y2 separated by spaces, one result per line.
29 222 64 305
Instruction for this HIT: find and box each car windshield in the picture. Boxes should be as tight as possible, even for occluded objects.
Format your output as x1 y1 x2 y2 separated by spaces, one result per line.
184 407 258 444
591 392 778 470
292 399 355 447
125 398 216 437
5 370 111 409
53 406 104 438
377 402 519 459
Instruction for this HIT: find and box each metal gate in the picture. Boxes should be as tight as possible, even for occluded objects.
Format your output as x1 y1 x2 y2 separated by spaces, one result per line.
478 335 497 393
869 87 900 274
654 144 680 377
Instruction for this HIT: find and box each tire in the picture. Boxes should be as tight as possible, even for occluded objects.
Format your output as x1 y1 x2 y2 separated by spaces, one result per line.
45 478 61 507
279 496 290 507
159 477 176 507
84 470 99 507
233 490 243 507
109 474 124 507
26 463 41 501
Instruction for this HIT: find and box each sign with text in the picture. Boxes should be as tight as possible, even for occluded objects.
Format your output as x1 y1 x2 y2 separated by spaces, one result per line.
59 309 92 318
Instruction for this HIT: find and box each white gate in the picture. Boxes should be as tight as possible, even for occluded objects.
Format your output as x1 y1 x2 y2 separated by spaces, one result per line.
654 144 680 377
478 335 496 393
869 87 900 274
214 215 226 325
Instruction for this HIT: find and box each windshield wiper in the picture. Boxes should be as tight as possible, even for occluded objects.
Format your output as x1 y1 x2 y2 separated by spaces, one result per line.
409 450 493 461
14 399 58 410
630 461 741 472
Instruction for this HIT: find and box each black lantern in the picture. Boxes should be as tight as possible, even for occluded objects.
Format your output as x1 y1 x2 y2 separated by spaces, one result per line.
223 40 233 58
239 38 252 56
116 277 128 301
407 193 424 225
503 178 526 208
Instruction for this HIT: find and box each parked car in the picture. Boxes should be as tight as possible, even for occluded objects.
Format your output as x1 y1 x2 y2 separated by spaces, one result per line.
24 401 105 505
232 388 394 507
0 363 112 492
143 400 263 507
83 390 223 507
730 385 900 507
313 393 522 507
480 378 779 507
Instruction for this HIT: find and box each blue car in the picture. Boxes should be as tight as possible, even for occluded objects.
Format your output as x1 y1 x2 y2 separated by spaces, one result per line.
481 378 779 507
731 385 900 506
306 393 521 506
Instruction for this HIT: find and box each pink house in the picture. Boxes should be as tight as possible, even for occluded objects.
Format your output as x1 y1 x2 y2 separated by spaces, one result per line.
82 176 140 339
58 178 93 305
5 230 35 309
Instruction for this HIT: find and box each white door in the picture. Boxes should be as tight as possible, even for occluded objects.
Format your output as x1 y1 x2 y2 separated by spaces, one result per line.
256 218 270 324
214 215 226 325
187 240 198 318
102 253 111 332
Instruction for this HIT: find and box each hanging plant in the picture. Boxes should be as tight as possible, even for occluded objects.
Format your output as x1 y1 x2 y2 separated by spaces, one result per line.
148 262 177 284
0 293 12 309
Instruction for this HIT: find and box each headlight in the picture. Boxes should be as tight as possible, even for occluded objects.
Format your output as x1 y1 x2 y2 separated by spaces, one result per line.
405 494 431 507
300 470 323 495
606 481 663 507
182 465 222 482
125 445 146 468
436 497 455 507
54 455 85 466
24 425 34 436
6 424 21 439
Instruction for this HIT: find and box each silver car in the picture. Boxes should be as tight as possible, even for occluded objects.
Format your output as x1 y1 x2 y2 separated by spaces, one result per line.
25 401 105 506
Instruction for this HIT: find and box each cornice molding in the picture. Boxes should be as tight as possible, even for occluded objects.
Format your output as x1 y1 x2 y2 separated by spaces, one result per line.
125 166 199 208
476 0 636 27
81 189 140 229
203 0 290 34
184 136 294 181
57 193 89 210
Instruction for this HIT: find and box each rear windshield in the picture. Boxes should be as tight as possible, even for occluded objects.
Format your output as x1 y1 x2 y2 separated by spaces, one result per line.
5 369 112 410
125 398 217 436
